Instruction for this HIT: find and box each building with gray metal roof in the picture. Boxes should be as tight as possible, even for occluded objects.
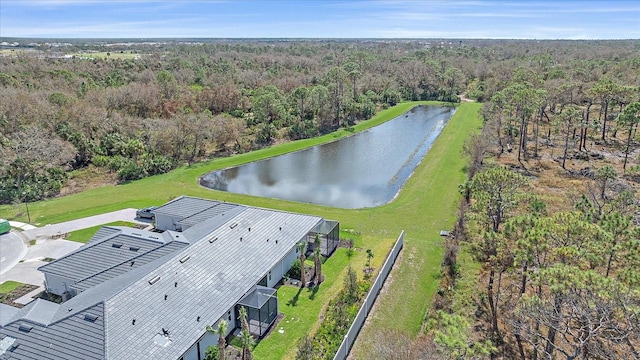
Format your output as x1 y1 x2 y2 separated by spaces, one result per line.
0 197 338 360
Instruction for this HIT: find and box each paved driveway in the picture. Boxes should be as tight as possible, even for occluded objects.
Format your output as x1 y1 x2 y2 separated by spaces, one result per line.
22 208 142 240
0 231 28 276
1 208 147 287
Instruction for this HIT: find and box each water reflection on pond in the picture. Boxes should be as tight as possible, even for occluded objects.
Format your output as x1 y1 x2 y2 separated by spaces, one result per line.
200 105 456 208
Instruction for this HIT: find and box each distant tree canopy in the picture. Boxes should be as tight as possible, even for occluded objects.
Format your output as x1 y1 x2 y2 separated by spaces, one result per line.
1 39 639 203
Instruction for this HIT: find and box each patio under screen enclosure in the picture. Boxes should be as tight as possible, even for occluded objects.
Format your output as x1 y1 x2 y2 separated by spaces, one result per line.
236 285 278 338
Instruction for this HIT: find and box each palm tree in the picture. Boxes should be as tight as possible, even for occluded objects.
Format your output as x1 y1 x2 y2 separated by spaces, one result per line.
240 328 255 360
296 241 306 287
314 234 322 284
366 249 374 269
236 306 254 360
206 319 228 360
238 306 250 333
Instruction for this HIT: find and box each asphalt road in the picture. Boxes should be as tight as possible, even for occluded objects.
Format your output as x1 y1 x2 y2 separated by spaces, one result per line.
0 231 27 276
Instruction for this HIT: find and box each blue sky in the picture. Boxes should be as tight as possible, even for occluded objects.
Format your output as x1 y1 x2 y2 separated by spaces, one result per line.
1 0 638 39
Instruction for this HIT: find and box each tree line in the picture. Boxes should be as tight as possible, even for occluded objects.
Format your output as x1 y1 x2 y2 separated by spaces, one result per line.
3 39 637 204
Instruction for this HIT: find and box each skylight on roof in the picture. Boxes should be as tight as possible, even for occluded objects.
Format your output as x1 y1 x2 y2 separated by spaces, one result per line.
0 336 16 355
153 333 171 347
111 243 122 248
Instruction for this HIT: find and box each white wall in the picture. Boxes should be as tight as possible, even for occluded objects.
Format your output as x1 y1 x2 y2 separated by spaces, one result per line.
44 273 76 297
180 307 236 360
269 244 300 288
155 214 181 231
182 344 198 360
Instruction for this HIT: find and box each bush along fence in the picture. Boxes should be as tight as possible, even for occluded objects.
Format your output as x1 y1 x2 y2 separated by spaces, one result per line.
332 230 405 360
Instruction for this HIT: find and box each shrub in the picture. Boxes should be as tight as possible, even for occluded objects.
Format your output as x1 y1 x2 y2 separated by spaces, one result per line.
286 259 302 280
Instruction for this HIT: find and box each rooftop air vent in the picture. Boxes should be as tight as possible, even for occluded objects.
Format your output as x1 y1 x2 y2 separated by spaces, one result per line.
84 314 99 322
18 325 32 333
148 275 160 285
179 255 190 263
111 243 122 248
129 246 140 252
230 223 238 229
208 237 218 243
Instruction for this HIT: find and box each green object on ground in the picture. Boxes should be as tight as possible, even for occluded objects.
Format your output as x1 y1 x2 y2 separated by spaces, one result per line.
0 219 10 234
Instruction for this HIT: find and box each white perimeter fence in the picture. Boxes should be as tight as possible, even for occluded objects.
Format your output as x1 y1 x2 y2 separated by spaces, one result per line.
332 230 405 360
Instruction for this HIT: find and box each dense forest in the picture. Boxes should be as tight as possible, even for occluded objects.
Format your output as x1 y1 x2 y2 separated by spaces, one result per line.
1 38 640 359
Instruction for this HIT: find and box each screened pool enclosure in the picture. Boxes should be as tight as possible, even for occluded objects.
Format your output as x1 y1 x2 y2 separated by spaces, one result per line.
236 285 278 338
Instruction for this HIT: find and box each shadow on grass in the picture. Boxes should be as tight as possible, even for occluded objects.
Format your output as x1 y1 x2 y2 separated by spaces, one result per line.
308 285 319 300
286 287 303 307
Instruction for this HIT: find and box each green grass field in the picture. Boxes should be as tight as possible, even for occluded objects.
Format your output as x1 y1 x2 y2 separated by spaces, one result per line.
0 280 23 294
65 221 139 243
0 101 482 359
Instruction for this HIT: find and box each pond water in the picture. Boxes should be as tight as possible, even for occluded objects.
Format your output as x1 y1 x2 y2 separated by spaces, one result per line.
200 105 456 209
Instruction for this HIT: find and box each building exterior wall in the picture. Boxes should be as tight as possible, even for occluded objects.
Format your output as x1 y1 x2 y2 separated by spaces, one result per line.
155 214 182 231
272 243 300 287
180 306 236 360
44 273 76 298
183 344 199 360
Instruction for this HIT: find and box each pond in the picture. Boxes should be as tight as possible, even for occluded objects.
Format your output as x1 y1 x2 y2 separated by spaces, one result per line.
200 105 456 209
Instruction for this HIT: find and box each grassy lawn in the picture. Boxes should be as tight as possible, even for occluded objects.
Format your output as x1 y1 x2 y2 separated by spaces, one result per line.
349 102 482 359
0 101 482 359
255 233 397 360
65 221 139 243
0 280 23 294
